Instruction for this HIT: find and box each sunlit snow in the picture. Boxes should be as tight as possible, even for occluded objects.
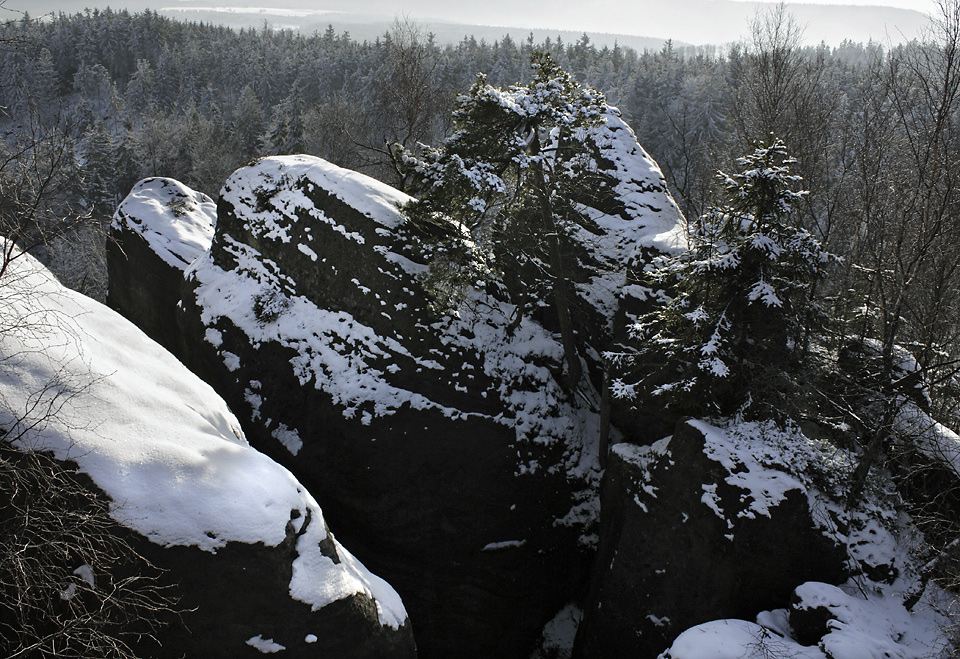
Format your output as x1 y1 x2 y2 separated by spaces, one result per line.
0 242 407 629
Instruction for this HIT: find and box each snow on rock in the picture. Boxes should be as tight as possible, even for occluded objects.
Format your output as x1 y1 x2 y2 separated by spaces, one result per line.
221 154 413 236
577 415 947 658
575 419 854 658
587 108 687 256
570 107 687 324
658 619 826 659
895 401 960 480
196 154 604 484
658 580 953 659
107 177 217 353
246 635 286 653
112 176 216 270
106 151 679 658
790 581 950 658
0 242 412 657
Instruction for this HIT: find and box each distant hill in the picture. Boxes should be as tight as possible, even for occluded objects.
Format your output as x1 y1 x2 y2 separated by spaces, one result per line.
15 0 931 47
156 11 677 51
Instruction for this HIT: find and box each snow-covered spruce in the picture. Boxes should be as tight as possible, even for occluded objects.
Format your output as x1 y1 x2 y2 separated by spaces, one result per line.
401 52 685 384
610 139 834 419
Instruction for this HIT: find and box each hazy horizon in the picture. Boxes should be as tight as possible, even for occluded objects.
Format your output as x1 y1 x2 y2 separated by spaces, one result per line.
4 0 938 46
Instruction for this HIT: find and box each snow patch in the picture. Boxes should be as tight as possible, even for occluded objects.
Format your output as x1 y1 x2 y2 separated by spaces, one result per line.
481 539 527 551
297 243 318 261
690 419 806 520
272 424 302 456
245 635 285 653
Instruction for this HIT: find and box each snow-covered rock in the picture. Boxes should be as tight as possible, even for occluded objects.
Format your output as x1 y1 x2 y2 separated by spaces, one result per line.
0 241 414 658
566 107 687 329
573 416 952 657
108 176 217 354
573 419 852 658
656 580 952 658
106 149 684 657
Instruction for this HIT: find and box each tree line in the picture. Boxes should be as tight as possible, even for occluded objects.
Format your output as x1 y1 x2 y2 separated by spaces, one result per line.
0 6 918 207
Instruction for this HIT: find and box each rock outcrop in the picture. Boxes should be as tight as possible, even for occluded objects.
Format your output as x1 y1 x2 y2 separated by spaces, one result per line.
573 420 850 657
1 242 414 658
108 177 216 355
108 118 685 656
101 121 954 659
657 580 952 658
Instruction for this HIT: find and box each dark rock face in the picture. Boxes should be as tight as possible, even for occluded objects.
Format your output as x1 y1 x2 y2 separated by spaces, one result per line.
175 158 605 659
788 588 836 647
109 156 629 657
573 420 849 658
130 519 416 659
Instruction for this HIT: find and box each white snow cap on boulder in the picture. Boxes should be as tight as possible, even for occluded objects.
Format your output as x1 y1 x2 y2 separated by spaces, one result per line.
220 154 414 235
112 176 216 270
0 242 406 629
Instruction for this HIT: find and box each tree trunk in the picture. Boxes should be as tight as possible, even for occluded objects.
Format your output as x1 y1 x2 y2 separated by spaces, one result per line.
846 400 895 509
599 362 611 467
530 140 582 391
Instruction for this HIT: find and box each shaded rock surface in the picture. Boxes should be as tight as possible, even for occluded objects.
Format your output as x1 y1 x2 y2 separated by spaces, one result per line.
108 136 685 657
133 525 414 658
183 157 600 657
573 420 849 658
1 242 414 658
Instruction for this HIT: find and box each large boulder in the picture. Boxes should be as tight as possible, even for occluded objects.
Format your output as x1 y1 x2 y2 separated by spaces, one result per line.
108 177 216 355
0 242 414 658
107 119 685 657
573 419 851 658
160 157 603 657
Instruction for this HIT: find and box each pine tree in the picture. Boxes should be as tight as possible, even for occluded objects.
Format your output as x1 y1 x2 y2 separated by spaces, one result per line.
261 84 305 155
612 138 834 417
79 120 117 217
24 48 60 122
402 52 613 390
124 58 155 121
232 84 265 156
